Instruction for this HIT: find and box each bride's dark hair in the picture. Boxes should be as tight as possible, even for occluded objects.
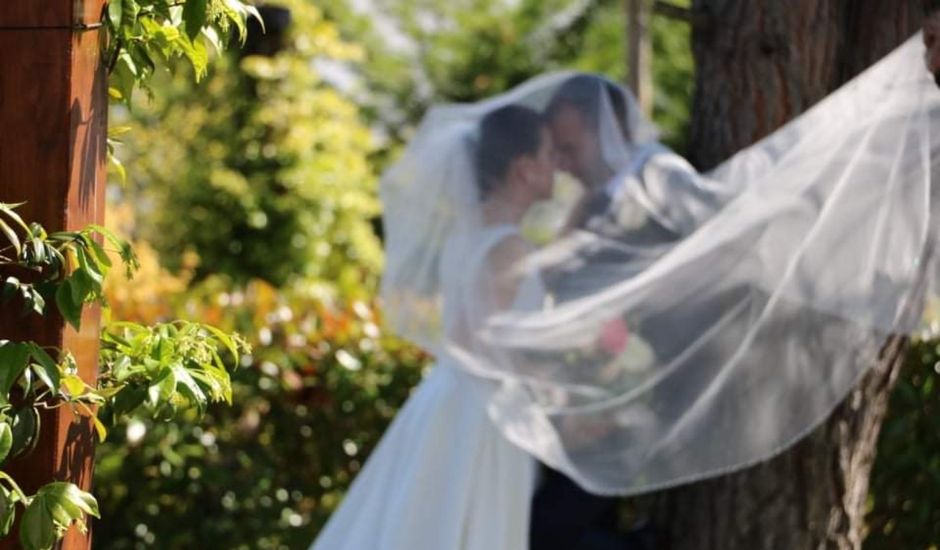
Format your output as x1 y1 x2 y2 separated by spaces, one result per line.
475 105 546 200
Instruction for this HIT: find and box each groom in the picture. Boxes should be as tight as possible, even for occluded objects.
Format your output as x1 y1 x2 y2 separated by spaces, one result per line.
530 74 733 550
527 75 674 550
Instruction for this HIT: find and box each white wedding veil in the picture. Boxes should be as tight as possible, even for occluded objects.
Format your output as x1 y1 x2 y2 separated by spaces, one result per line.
380 32 940 496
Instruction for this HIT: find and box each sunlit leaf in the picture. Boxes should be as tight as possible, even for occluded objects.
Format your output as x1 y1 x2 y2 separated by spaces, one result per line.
0 421 13 464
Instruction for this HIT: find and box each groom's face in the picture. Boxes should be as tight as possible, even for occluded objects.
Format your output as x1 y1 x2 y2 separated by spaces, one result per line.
549 103 607 188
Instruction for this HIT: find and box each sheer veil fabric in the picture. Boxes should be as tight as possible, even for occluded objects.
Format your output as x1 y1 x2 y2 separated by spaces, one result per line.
380 32 940 497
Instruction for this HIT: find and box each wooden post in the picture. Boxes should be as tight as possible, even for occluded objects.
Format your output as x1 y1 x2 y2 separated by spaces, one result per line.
0 0 108 548
626 0 654 114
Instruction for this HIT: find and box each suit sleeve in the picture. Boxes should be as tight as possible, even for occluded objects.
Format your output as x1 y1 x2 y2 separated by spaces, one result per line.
622 151 735 237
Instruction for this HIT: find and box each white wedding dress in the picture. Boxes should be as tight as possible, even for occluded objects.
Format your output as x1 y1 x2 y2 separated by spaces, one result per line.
310 225 543 550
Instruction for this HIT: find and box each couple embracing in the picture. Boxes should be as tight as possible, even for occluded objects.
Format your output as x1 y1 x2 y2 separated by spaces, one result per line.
313 32 940 550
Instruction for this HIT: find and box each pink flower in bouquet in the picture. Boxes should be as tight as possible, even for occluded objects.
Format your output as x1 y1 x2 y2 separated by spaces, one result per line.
599 318 630 355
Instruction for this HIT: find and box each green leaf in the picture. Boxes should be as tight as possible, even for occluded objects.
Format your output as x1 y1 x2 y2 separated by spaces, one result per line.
123 0 140 25
147 367 176 410
9 407 38 460
29 237 45 264
158 366 178 401
29 360 60 395
203 324 240 360
0 484 16 537
245 5 265 31
182 0 209 41
62 374 85 398
84 224 124 251
23 288 45 316
109 354 133 381
107 0 123 29
74 246 103 286
108 151 127 186
0 421 12 464
0 203 29 232
87 238 112 269
107 125 132 138
68 269 92 305
90 414 107 442
21 482 99 550
177 34 209 80
20 496 56 550
108 385 147 419
0 341 30 400
54 281 82 331
76 403 107 442
172 363 207 412
86 224 138 276
1 278 16 301
201 25 224 53
221 0 249 42
0 218 21 257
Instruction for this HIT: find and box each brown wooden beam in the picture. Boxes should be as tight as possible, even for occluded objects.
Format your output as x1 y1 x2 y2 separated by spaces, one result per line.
0 0 108 548
626 0 654 114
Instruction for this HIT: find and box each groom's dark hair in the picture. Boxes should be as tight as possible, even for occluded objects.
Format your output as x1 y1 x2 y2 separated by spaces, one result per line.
545 74 630 140
475 105 546 200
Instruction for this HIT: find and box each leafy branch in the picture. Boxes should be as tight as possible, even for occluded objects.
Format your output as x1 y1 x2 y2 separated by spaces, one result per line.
0 2 263 547
1 202 139 326
105 0 263 104
0 202 247 549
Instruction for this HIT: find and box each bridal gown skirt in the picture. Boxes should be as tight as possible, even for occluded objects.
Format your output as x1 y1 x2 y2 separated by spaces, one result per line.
309 360 537 550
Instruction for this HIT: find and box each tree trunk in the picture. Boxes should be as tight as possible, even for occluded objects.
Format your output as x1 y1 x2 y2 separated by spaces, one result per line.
643 2 928 549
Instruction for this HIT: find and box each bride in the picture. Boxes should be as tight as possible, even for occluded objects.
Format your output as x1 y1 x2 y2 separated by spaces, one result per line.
311 104 556 549
310 31 940 550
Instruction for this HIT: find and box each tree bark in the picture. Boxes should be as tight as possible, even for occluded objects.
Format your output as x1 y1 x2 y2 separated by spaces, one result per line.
643 2 928 549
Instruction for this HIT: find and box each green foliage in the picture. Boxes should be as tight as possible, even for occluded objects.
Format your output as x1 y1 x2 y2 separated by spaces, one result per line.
117 0 382 293
19 483 99 550
98 321 250 422
92 284 427 549
88 3 695 547
104 0 263 103
320 0 694 157
1 203 140 327
0 201 247 549
0 203 30 258
865 337 940 549
1 0 262 546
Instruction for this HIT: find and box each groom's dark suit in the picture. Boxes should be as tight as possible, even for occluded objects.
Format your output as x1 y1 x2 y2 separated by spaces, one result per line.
529 153 674 550
529 147 726 550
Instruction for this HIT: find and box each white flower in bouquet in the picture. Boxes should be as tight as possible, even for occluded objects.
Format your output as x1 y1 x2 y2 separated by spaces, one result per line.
615 331 655 374
520 172 585 245
598 317 655 375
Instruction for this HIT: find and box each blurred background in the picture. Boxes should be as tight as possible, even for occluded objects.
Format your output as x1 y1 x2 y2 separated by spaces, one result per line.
95 1 940 548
